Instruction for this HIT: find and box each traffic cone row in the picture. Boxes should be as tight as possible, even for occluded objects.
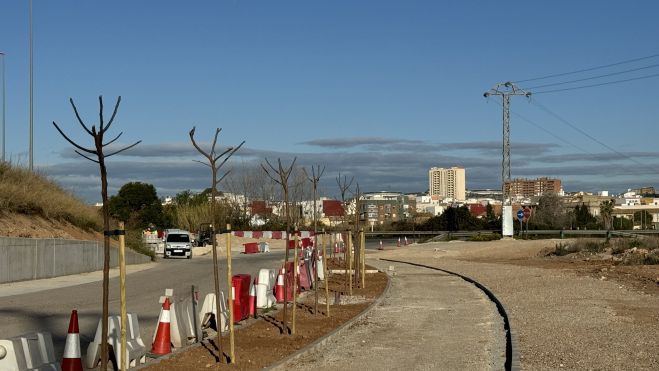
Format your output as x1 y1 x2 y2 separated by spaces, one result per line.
62 310 83 371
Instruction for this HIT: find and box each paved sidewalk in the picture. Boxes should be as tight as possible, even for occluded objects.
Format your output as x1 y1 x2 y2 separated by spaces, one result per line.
284 258 506 370
0 262 157 298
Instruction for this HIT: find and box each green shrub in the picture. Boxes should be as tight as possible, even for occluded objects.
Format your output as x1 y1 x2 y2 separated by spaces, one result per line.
553 242 573 256
644 250 659 265
125 229 156 261
468 233 501 242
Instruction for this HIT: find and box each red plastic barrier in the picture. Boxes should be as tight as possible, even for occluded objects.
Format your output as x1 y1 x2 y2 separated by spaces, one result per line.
301 237 313 248
298 261 311 290
287 239 297 249
232 274 251 322
272 231 282 239
234 231 244 237
243 242 259 254
252 231 263 239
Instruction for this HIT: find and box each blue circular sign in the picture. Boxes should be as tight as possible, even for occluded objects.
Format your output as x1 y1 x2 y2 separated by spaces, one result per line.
516 209 525 221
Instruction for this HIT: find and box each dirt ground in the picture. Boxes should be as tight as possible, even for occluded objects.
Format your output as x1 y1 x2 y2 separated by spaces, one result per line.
142 260 388 370
443 238 659 296
378 239 659 370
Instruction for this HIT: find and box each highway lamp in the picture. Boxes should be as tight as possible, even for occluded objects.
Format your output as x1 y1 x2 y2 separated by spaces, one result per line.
1 52 5 162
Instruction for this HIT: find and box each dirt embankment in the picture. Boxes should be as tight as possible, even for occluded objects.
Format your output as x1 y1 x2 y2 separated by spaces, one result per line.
0 211 103 240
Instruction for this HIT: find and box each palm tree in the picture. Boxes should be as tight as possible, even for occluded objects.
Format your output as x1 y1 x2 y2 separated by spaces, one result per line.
599 199 614 230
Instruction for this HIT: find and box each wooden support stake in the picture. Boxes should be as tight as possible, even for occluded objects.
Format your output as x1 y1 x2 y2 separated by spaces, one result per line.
292 233 299 335
226 225 235 363
323 231 330 316
360 229 366 289
348 230 353 296
118 222 127 371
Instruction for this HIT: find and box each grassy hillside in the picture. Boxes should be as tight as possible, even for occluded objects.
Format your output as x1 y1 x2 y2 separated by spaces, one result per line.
0 162 102 232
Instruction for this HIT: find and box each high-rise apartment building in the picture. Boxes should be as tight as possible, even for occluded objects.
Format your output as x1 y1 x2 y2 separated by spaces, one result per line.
428 166 466 200
504 177 561 198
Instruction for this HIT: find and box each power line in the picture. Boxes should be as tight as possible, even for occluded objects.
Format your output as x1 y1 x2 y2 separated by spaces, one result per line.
487 95 593 155
526 63 659 90
531 99 649 169
514 52 659 83
533 72 659 94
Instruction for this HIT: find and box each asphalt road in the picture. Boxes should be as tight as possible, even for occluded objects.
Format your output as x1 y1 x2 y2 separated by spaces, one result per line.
0 250 286 359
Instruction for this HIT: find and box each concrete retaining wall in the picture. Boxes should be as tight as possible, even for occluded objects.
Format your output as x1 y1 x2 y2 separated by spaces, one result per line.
0 237 152 283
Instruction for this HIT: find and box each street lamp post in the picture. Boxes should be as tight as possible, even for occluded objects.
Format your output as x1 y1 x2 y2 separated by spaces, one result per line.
29 0 34 170
1 52 5 163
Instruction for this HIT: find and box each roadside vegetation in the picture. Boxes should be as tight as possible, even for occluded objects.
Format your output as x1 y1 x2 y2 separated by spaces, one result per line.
0 162 101 232
552 237 659 265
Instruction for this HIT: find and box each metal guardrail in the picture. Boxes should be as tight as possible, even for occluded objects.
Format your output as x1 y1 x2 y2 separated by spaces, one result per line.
366 230 659 239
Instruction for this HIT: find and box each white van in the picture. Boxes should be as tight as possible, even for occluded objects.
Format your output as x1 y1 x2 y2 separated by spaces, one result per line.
164 229 192 259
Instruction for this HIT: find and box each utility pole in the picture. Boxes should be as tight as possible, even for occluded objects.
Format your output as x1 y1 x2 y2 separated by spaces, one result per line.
29 0 34 170
484 82 531 238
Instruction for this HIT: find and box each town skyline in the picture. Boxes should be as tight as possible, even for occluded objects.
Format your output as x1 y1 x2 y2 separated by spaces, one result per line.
1 1 658 202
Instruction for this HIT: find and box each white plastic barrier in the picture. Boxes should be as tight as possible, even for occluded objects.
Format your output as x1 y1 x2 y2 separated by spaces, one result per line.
317 256 325 281
243 231 252 239
198 292 229 332
262 231 272 239
85 313 147 369
156 297 201 348
0 332 59 371
258 242 270 253
256 268 277 309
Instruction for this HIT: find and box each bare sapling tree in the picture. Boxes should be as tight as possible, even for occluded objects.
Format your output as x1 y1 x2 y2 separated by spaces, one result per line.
52 96 140 370
189 127 244 363
336 172 354 294
303 165 325 314
262 157 297 334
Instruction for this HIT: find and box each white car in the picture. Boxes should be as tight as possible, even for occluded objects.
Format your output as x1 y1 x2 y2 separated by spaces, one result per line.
164 230 192 259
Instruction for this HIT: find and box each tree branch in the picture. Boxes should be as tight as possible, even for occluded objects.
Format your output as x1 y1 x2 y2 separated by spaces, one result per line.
193 159 212 168
69 98 94 136
74 150 100 163
98 96 104 135
103 96 121 133
210 128 222 157
105 140 142 157
102 131 123 147
189 127 213 162
52 121 97 154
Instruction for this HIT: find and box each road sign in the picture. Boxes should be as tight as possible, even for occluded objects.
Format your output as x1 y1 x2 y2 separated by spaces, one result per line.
516 209 524 221
523 208 531 220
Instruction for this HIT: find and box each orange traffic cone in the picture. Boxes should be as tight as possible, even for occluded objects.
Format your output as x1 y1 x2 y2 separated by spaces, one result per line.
151 298 172 355
274 272 285 303
397 237 401 247
378 240 384 250
62 309 83 371
404 236 408 246
248 280 257 318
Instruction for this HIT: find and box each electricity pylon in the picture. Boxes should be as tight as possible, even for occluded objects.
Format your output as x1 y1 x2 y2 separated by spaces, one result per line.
484 82 531 237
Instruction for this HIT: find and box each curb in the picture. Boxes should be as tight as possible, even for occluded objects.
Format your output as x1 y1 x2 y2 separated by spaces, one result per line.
379 258 520 371
265 269 393 370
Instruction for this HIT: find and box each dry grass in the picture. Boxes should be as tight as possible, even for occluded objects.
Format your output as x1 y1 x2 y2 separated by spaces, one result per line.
0 162 101 231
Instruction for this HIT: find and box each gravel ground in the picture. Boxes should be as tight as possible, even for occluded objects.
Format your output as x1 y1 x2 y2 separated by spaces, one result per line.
378 240 659 371
284 260 506 370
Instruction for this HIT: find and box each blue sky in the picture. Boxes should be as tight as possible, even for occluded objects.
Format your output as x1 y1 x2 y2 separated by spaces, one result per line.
1 1 659 202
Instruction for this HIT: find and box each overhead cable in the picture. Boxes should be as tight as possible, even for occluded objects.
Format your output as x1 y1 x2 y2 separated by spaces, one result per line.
514 52 659 83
